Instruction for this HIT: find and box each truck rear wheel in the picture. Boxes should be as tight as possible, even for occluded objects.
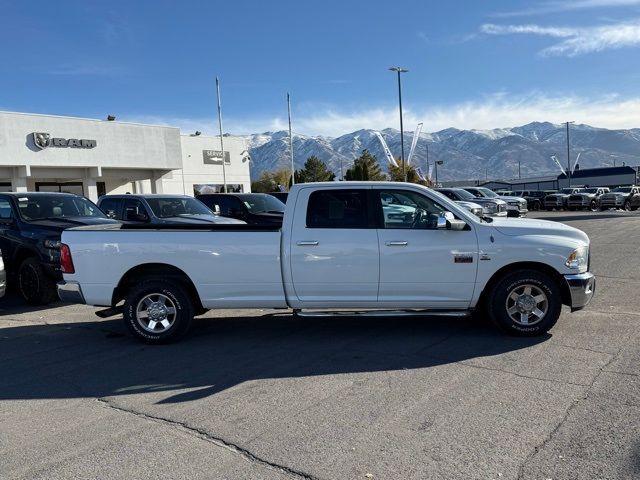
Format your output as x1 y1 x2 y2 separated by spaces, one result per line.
18 257 57 305
488 270 562 336
123 279 194 344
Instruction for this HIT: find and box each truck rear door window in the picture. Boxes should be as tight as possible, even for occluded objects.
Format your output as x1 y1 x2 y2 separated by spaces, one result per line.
306 190 368 228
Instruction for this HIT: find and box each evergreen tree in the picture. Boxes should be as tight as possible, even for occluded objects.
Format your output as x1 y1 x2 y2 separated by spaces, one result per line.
388 161 431 186
294 156 335 183
344 150 386 181
251 168 292 192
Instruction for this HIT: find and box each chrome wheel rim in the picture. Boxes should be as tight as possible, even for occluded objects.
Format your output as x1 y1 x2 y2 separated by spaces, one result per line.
136 293 177 333
505 284 548 326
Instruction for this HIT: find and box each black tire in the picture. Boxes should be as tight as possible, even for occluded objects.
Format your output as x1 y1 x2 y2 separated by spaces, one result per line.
123 279 194 344
631 206 639 211
624 200 632 211
531 201 541 211
545 207 553 211
18 257 57 305
487 270 562 336
590 201 598 212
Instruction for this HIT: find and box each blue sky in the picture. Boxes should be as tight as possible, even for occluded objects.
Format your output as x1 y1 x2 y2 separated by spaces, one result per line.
2 0 640 136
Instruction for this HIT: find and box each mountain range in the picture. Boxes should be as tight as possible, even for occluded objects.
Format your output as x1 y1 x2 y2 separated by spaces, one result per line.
245 122 640 182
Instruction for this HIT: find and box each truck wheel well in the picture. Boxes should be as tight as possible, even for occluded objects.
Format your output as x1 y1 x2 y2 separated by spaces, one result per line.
10 248 39 275
113 263 203 311
478 262 571 308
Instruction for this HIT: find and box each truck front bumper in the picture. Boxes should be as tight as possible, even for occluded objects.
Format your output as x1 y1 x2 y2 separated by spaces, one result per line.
57 281 86 304
564 272 595 312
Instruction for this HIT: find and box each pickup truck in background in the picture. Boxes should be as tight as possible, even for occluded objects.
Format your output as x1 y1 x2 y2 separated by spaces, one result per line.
0 192 118 304
58 182 595 344
566 187 610 211
599 186 640 211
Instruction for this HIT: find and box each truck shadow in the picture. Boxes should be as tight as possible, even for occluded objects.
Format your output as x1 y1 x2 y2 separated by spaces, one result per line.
0 291 65 315
0 313 549 404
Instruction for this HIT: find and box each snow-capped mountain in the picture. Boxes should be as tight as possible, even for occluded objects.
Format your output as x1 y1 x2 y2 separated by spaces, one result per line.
245 122 640 182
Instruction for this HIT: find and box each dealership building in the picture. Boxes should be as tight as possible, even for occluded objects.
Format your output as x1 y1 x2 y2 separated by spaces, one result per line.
0 111 251 201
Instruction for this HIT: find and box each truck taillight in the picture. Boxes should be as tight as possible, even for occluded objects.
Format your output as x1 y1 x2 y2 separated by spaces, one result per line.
60 243 75 274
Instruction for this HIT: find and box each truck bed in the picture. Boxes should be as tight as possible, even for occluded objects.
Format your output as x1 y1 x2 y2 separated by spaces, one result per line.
62 226 287 308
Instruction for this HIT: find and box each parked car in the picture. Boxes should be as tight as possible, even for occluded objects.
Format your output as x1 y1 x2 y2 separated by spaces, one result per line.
435 188 507 217
461 187 528 217
0 248 5 298
0 192 118 304
598 186 640 211
566 187 610 211
543 188 584 211
513 190 557 211
59 182 595 344
197 193 286 225
266 192 289 204
97 194 244 225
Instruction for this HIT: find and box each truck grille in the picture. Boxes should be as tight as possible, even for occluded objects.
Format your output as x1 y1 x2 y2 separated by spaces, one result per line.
569 195 584 202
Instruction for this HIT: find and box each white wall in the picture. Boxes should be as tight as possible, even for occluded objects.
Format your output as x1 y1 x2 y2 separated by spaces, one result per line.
0 111 181 170
167 135 251 195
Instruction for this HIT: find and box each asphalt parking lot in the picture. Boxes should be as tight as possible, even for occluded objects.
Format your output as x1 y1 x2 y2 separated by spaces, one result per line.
1 210 639 480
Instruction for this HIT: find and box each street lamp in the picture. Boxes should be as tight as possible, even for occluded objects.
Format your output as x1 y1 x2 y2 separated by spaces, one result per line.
566 121 575 187
389 66 409 182
610 154 617 167
434 160 444 186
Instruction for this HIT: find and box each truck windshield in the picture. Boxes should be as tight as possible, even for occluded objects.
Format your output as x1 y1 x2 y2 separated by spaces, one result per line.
16 195 105 221
584 188 599 193
240 194 285 214
146 197 213 218
477 187 499 198
450 189 477 201
612 187 632 193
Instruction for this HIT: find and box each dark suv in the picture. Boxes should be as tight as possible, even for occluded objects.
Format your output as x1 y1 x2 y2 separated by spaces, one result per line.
197 193 286 225
0 192 118 304
97 194 244 225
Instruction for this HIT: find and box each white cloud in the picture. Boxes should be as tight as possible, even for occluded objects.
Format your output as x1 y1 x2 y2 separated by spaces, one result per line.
494 0 640 18
481 20 640 56
122 92 640 137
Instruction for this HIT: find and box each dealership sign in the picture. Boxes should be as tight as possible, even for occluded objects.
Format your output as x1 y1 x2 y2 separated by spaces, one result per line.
202 149 230 164
32 132 97 150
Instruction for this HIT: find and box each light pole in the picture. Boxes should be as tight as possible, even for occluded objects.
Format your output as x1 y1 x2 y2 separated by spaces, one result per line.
566 121 574 187
426 142 429 181
389 66 408 182
435 160 443 186
216 76 228 193
287 93 295 185
518 160 521 179
610 154 617 167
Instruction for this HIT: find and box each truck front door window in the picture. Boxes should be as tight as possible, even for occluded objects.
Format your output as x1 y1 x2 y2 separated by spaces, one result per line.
378 190 449 229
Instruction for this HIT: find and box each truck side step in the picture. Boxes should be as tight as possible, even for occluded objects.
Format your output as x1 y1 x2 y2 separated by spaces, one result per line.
294 309 469 318
95 306 123 318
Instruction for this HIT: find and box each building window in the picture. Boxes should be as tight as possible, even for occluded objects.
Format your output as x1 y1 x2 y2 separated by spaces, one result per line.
35 182 84 196
0 183 11 193
193 184 244 195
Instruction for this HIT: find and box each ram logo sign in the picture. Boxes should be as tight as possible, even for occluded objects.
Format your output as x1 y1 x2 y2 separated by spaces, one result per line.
32 132 97 150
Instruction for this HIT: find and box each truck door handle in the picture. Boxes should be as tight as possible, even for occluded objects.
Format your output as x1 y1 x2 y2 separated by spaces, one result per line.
297 241 319 246
385 241 408 246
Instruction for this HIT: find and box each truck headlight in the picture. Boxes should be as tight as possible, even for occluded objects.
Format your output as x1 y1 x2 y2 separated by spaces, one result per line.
565 246 589 272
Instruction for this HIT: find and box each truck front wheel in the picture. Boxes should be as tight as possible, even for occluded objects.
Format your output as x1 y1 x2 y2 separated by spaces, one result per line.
488 270 562 336
123 279 194 344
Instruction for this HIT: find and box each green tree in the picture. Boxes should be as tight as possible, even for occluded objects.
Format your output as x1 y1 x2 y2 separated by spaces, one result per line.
344 150 386 181
294 156 336 183
388 161 431 186
251 168 292 192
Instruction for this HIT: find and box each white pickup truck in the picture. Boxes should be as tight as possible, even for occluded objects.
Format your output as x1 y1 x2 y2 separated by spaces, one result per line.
58 182 595 343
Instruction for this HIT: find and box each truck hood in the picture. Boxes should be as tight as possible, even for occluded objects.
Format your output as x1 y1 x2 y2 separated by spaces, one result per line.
492 217 589 244
25 217 119 231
